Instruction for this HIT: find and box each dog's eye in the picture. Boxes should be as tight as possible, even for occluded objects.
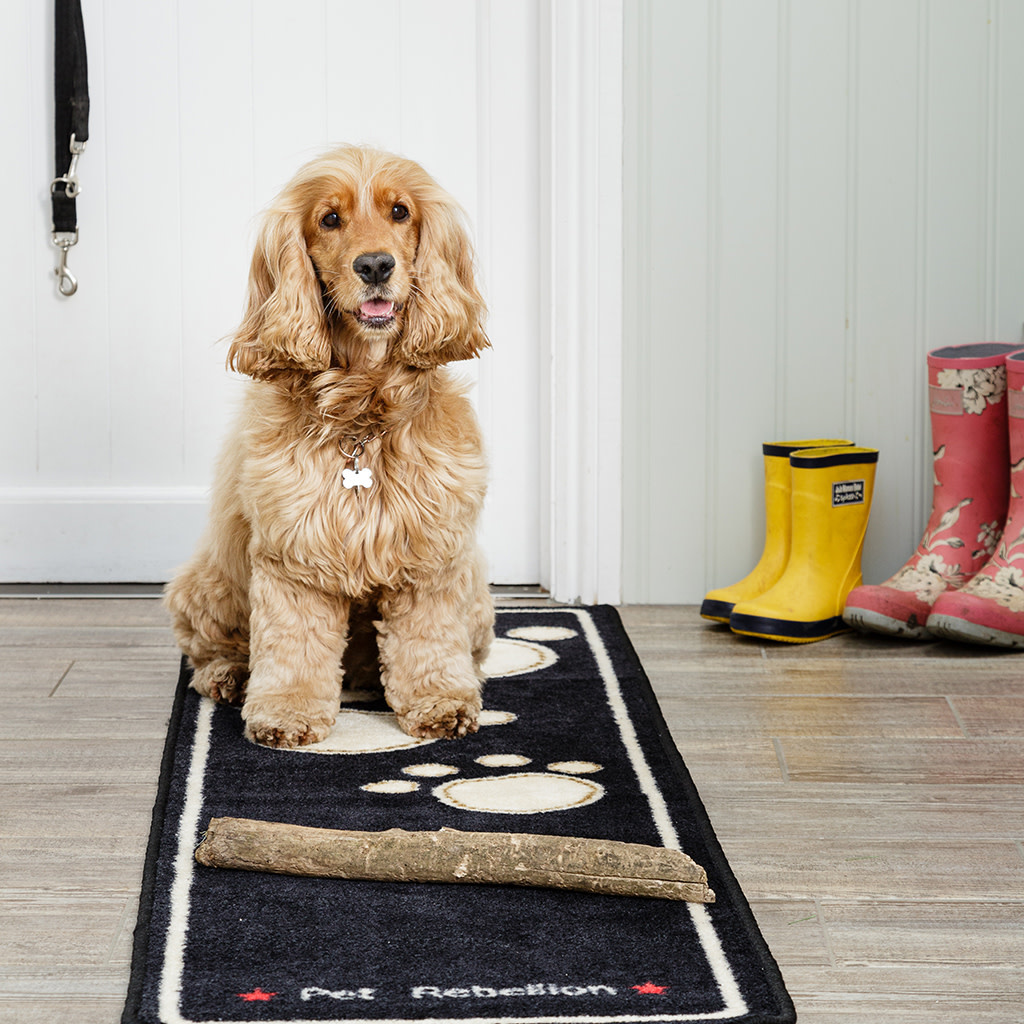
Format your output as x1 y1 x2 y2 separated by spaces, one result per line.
391 204 410 222
321 212 341 229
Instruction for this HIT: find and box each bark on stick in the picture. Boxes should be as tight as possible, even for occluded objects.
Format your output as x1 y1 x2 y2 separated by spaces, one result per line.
194 817 715 903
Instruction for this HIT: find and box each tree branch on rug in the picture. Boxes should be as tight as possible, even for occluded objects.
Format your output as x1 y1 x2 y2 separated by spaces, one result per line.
194 817 715 903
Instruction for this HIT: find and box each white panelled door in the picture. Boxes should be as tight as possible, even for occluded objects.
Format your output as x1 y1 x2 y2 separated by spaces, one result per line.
0 0 544 585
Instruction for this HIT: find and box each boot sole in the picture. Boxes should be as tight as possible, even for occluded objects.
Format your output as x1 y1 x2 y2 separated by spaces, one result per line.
926 613 1024 649
729 612 849 644
699 599 734 623
842 605 932 640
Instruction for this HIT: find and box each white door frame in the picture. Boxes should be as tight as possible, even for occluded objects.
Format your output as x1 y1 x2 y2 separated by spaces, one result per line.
539 0 623 605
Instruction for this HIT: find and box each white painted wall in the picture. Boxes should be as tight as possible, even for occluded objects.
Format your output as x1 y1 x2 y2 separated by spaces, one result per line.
623 0 1024 603
0 0 545 585
12 0 1015 608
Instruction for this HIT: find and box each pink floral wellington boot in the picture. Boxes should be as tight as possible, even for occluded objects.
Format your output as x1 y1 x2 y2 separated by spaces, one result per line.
926 348 1024 647
843 342 1018 638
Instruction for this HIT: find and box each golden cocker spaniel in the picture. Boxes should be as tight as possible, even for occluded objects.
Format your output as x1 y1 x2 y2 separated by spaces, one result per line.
165 146 494 748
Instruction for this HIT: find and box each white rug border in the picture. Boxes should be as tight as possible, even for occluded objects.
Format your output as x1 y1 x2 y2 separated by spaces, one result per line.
156 607 749 1024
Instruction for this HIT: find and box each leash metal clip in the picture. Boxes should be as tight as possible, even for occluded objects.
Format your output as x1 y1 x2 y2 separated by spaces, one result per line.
52 229 79 296
50 133 86 199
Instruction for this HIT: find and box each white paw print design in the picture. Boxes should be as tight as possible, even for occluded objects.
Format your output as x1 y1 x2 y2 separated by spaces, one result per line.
478 625 578 677
363 754 605 814
288 624 603 814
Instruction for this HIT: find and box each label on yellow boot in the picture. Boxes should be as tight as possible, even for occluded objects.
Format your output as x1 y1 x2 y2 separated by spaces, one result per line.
832 480 866 507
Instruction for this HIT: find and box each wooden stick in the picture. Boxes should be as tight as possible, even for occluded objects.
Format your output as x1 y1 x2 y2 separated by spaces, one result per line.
194 817 715 903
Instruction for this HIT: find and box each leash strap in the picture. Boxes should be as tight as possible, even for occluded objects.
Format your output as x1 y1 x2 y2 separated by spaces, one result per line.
51 0 89 296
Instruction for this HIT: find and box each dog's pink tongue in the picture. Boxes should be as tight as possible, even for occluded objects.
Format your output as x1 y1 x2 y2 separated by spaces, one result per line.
360 300 394 318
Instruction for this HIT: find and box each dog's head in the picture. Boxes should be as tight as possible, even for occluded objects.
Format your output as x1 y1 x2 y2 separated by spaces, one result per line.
228 147 489 378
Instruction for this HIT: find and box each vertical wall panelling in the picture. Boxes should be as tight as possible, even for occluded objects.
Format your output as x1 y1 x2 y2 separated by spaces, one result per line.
926 3 991 349
0 0 39 485
622 0 1024 603
912 0 931 542
781 0 850 441
473 1 543 586
842 0 859 451
325 1 402 151
983 0 999 343
398 0 479 211
774 0 790 446
105 1 184 485
850 0 927 582
177 0 255 484
703 0 721 595
709 0 781 592
998 3 1024 349
593 0 624 605
544 0 585 600
622 0 710 604
251 0 330 204
621 0 651 602
14 0 1020 596
543 0 623 604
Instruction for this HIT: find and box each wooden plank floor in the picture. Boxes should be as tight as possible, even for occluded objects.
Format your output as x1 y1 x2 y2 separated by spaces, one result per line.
1 599 1022 1023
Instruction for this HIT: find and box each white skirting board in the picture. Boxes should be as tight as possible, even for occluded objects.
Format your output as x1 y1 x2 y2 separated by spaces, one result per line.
0 489 209 583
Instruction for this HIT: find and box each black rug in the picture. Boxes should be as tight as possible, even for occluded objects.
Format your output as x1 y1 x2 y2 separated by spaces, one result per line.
123 606 795 1024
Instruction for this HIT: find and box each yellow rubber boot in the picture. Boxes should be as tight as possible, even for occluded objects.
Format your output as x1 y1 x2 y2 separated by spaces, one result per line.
700 439 854 622
729 446 878 642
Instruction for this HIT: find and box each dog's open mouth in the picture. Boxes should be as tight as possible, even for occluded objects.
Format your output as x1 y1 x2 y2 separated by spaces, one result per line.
355 299 398 328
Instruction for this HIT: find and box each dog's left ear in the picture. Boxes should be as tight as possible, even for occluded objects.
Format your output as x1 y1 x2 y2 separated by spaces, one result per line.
398 200 489 369
227 208 332 380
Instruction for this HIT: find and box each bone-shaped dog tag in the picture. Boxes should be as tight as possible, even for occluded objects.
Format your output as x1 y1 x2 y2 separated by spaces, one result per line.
342 465 374 491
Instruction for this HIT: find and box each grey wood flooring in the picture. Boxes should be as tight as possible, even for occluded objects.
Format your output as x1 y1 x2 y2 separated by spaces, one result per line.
1 599 1021 1023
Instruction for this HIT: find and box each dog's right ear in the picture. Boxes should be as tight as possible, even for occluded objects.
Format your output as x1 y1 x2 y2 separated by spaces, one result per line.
227 208 332 379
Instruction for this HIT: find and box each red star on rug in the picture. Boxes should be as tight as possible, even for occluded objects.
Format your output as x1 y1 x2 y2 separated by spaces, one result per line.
238 988 278 1002
632 982 669 994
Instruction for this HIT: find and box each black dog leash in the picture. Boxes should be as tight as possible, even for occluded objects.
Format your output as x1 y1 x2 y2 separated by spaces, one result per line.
51 0 89 297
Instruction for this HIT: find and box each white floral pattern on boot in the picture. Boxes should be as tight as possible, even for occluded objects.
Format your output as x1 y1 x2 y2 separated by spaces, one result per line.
975 520 1002 559
936 365 1007 414
896 368 1012 605
967 566 1024 613
938 444 1024 615
888 553 961 604
886 497 981 604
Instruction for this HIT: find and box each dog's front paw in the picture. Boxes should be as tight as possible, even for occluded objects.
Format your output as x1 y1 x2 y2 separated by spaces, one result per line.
190 659 248 706
397 696 481 740
242 698 336 748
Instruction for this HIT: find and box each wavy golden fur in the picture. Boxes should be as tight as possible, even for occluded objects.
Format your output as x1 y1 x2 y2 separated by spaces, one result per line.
165 146 494 748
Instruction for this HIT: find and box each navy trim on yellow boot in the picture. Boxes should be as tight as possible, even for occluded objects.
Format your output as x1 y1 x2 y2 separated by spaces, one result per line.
763 443 804 458
789 449 879 469
762 439 852 458
729 610 850 643
699 598 734 623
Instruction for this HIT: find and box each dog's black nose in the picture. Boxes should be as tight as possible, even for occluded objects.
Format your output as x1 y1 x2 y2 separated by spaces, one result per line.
353 251 396 285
